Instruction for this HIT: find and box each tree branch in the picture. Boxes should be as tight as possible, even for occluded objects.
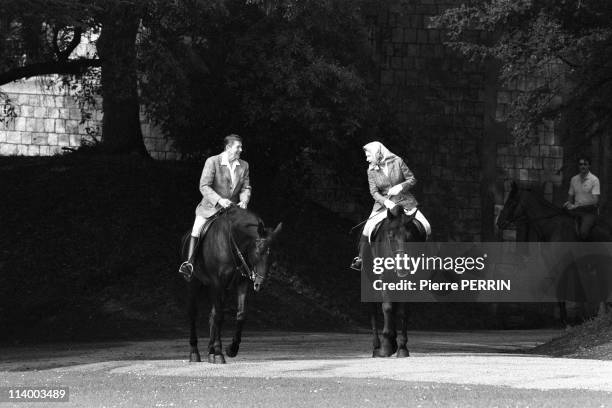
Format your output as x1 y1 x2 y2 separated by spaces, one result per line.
0 58 101 86
58 27 83 60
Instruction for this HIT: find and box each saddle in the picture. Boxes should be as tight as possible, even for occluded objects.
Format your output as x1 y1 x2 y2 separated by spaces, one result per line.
371 207 431 241
182 212 222 262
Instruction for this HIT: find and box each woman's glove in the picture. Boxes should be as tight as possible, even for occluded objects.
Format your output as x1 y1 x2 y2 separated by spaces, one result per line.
384 199 396 209
387 184 403 196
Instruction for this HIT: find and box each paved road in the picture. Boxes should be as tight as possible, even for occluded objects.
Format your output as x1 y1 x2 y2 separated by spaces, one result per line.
1 330 612 407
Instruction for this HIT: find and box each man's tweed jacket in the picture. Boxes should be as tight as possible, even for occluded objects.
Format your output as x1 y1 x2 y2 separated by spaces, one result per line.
195 153 251 218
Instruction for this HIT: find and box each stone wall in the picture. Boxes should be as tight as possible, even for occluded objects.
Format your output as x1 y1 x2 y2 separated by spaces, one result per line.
0 78 178 159
361 0 565 241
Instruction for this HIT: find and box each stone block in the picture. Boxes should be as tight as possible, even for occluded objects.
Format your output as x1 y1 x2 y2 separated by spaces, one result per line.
55 119 66 133
55 95 67 106
34 118 45 132
381 70 393 85
519 169 528 181
7 131 21 144
70 134 82 146
542 158 555 170
392 28 403 43
428 29 440 43
0 131 5 143
404 29 416 42
41 95 55 107
0 143 18 155
44 118 55 132
48 133 58 145
417 29 428 43
69 108 81 120
16 144 28 155
28 95 40 106
21 132 31 144
17 94 29 104
58 134 70 146
32 133 48 145
65 120 79 133
27 145 40 156
59 108 70 119
21 106 34 117
39 145 50 156
550 146 563 158
48 108 60 118
50 146 63 155
25 118 36 132
14 117 26 131
34 106 46 117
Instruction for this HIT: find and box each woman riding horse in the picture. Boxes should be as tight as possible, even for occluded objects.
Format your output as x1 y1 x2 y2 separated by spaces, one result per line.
350 141 429 271
351 141 430 357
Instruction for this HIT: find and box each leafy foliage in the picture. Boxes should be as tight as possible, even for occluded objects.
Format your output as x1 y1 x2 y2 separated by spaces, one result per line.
138 0 376 177
432 0 612 145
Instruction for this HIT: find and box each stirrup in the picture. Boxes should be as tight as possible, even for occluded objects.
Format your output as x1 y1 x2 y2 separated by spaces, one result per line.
179 261 194 281
350 256 362 271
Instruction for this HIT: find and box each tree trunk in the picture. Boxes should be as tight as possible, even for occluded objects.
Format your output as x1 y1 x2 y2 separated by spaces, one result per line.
481 58 504 242
97 4 148 156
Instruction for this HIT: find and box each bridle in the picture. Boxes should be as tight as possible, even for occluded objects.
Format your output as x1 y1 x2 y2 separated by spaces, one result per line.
230 234 267 282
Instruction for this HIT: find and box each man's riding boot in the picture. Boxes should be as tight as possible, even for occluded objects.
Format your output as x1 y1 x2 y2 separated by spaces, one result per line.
350 236 368 271
179 236 198 282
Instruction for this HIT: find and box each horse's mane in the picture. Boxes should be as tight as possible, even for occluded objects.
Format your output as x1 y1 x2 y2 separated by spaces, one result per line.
519 187 566 216
220 207 264 238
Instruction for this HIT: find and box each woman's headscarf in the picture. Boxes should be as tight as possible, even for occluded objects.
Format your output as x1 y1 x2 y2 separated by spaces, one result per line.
363 141 397 171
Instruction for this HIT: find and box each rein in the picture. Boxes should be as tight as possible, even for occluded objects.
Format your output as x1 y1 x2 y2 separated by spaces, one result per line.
349 208 386 234
230 233 263 282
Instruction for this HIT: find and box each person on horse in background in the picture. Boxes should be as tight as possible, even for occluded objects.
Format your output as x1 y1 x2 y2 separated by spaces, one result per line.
179 134 251 281
563 155 600 241
350 141 419 271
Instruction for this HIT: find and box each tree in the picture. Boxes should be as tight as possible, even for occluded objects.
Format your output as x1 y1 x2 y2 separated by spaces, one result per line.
138 0 377 194
432 0 612 147
0 0 148 155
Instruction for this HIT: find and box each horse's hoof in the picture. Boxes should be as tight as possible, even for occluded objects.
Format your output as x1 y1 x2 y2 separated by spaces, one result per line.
189 351 201 362
214 354 226 364
208 353 215 363
372 348 392 358
189 348 201 362
396 348 410 358
225 344 239 358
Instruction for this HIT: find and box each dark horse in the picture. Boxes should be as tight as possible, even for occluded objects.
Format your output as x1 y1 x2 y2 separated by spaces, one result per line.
364 205 427 357
182 206 281 363
497 181 612 322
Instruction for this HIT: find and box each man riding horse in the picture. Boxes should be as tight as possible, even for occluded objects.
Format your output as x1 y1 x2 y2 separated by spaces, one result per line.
563 156 600 241
179 134 251 281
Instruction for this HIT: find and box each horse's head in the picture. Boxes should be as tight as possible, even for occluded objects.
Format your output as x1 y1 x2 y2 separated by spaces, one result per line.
247 221 282 292
497 181 526 229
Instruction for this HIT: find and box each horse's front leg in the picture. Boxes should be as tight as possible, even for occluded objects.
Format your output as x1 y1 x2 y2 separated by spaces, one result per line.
370 302 380 357
207 289 226 364
373 300 397 357
188 280 203 362
395 302 409 357
226 279 248 358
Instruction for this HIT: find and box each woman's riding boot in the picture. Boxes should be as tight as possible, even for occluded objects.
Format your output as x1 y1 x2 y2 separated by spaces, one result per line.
350 235 368 271
179 236 198 282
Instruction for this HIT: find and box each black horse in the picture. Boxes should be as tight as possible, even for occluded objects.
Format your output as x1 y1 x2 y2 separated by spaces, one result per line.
182 206 281 364
364 205 427 357
497 181 612 322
